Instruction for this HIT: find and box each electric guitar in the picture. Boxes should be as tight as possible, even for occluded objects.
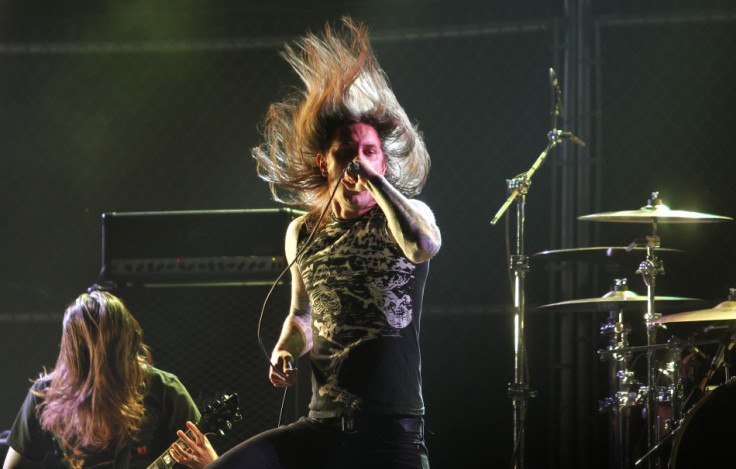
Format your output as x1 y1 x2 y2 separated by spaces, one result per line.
147 393 242 469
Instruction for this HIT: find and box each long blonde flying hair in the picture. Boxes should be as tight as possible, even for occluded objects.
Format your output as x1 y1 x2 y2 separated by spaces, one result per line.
252 17 431 227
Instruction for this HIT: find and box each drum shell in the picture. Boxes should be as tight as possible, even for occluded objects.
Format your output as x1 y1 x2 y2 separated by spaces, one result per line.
670 379 736 469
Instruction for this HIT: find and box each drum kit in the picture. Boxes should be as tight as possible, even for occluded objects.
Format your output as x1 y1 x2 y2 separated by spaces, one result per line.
534 192 735 469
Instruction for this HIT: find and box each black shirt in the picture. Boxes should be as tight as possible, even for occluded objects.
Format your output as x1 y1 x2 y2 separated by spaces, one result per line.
7 366 200 469
298 208 429 418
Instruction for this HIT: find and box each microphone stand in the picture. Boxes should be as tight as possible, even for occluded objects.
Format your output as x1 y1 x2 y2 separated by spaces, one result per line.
490 68 585 469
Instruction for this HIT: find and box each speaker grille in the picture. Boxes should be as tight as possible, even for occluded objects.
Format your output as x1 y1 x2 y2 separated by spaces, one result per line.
111 284 299 453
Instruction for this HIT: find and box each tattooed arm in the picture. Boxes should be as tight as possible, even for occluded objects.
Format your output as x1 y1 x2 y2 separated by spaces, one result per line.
269 216 313 388
365 175 442 264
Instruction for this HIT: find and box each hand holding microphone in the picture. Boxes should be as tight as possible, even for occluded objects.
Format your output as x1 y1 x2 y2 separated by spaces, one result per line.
343 158 386 192
269 350 297 387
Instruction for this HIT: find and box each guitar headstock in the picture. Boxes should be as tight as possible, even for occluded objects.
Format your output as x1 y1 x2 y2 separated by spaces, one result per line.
197 393 243 436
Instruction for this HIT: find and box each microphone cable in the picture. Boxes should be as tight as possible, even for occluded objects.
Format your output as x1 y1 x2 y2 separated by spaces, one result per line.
256 165 352 426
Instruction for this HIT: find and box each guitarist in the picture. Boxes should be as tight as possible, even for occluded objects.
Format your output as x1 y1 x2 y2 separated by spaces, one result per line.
2 291 218 469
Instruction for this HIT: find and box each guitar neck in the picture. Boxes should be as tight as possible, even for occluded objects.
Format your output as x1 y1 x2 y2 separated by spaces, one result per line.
147 429 195 469
144 393 240 469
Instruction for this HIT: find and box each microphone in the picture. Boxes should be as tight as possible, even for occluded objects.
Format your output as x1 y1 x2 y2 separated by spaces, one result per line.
346 161 360 177
549 68 562 117
548 129 587 147
558 131 586 147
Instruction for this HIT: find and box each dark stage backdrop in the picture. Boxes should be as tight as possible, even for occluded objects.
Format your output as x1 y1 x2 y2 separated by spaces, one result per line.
105 284 298 454
1 2 735 468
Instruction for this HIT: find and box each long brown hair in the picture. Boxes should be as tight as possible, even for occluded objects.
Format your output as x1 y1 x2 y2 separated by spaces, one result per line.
37 291 152 452
252 17 431 228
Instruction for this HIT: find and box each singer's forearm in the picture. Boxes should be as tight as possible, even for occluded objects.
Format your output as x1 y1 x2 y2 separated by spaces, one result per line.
274 309 312 358
367 175 441 263
279 216 313 358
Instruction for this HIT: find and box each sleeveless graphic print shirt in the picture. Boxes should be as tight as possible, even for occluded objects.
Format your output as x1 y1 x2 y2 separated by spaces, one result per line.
297 207 429 417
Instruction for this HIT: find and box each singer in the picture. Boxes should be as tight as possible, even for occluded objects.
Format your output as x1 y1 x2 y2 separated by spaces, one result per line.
209 17 441 469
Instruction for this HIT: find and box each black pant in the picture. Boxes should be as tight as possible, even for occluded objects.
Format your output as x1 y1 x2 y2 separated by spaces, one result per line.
208 415 429 469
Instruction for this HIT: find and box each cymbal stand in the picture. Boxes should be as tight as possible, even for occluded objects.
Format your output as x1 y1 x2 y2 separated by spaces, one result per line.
598 279 635 469
633 194 666 469
632 337 683 468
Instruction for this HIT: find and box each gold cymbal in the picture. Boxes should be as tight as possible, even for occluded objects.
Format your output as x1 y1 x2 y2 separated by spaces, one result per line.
539 289 700 312
532 246 685 262
578 192 733 223
652 301 736 324
578 195 732 223
579 204 732 223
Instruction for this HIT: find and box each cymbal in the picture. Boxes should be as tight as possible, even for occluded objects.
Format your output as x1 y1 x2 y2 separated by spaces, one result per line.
652 301 736 324
539 289 701 313
532 246 685 263
578 204 733 224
